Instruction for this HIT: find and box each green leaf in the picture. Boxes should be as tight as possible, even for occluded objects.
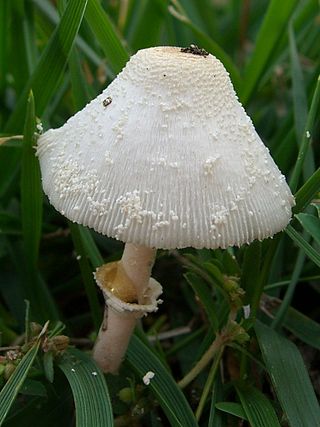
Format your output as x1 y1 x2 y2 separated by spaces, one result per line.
78 226 104 269
209 377 224 427
6 0 89 131
127 335 199 427
241 0 299 104
215 402 247 421
240 241 261 307
285 224 320 267
290 75 320 192
0 342 40 426
184 272 218 331
69 222 102 331
255 320 320 427
296 213 320 246
235 384 280 427
58 348 113 427
85 0 129 75
294 167 320 213
266 298 320 350
19 379 47 397
43 351 54 383
21 92 42 266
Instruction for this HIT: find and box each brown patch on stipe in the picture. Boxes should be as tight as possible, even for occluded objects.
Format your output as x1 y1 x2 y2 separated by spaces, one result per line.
96 262 138 303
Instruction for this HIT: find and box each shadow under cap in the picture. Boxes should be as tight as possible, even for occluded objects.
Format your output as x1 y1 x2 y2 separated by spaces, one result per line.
37 46 295 250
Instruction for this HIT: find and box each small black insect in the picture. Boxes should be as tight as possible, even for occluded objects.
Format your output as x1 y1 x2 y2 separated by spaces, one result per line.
103 96 112 107
181 44 209 57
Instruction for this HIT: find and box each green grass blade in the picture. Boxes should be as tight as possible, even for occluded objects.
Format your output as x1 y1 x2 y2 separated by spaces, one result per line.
235 384 280 427
209 377 224 427
241 0 299 104
69 47 91 110
6 0 88 132
69 222 101 331
293 167 320 213
184 272 219 331
215 402 247 421
289 23 308 142
285 225 320 267
33 0 106 70
271 248 305 330
296 213 320 245
21 92 58 321
265 299 320 350
255 320 320 427
240 241 261 307
0 0 9 94
0 342 40 426
21 92 42 266
85 0 129 75
78 226 104 269
290 75 320 192
127 335 199 427
58 348 113 427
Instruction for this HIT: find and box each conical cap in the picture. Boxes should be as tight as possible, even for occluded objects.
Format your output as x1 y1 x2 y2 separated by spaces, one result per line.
37 46 294 249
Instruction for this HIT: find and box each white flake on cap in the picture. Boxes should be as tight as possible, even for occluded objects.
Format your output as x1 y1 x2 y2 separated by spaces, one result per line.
37 46 294 249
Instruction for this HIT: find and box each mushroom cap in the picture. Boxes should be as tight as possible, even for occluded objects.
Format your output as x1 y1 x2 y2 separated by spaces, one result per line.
37 46 294 249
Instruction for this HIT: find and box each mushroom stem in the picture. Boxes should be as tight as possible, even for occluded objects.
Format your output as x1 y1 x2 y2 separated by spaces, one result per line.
121 243 157 301
93 243 157 373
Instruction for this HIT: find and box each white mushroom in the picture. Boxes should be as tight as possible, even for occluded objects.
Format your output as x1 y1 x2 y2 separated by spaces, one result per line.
37 46 294 373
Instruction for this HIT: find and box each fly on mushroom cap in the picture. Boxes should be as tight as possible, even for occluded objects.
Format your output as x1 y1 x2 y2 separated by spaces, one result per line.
37 46 294 250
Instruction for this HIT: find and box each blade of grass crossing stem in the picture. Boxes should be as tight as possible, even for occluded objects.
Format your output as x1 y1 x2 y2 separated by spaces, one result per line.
127 335 199 427
58 348 113 427
293 167 320 213
235 384 280 427
184 272 219 332
85 0 129 75
285 225 320 267
69 222 101 331
6 0 88 131
241 0 299 104
21 93 58 321
290 75 320 192
255 320 320 427
0 342 40 426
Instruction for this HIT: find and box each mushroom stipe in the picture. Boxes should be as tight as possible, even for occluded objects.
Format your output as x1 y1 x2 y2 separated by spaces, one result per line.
37 46 294 373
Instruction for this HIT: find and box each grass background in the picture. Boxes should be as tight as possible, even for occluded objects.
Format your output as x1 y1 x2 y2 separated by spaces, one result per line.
0 0 320 426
